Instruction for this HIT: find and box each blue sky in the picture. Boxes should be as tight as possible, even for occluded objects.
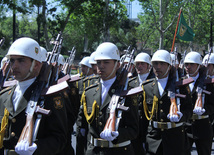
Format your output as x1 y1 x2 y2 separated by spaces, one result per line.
132 0 142 18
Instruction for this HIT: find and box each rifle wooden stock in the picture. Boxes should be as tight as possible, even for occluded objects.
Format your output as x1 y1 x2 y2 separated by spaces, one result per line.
18 115 34 145
169 98 178 116
194 93 203 109
103 95 120 132
104 109 116 132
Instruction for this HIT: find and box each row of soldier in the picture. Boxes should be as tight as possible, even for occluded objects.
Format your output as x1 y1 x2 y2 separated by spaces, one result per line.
0 36 213 155
75 43 214 155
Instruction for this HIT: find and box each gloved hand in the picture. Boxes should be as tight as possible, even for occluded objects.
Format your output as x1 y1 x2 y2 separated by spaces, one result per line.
15 140 37 155
80 128 86 136
167 111 183 122
100 129 119 141
193 107 205 115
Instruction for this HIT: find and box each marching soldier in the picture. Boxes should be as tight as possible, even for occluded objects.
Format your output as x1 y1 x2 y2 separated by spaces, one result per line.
76 56 94 97
140 50 192 155
0 37 68 155
76 42 139 155
184 51 214 155
128 52 154 155
89 52 98 75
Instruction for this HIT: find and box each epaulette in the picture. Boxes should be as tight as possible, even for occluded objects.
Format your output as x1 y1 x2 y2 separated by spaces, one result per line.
85 82 99 91
89 75 99 79
128 76 137 82
141 78 155 85
83 76 89 82
0 86 13 95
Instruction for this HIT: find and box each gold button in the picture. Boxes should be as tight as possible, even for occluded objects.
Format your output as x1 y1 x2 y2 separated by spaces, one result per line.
160 101 163 104
99 122 102 126
99 112 102 115
160 109 163 112
161 129 164 131
11 132 15 137
124 147 127 150
11 118 16 123
160 119 163 122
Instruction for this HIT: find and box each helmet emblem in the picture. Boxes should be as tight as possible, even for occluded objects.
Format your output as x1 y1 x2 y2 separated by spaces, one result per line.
35 47 39 54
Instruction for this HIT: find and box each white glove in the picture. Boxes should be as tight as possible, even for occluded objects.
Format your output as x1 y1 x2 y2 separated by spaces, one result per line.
15 140 37 155
80 128 86 136
100 129 119 141
193 107 205 115
167 111 183 122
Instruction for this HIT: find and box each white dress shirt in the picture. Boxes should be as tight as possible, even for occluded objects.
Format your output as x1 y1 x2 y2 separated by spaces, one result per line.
12 77 36 111
157 76 168 96
100 77 116 105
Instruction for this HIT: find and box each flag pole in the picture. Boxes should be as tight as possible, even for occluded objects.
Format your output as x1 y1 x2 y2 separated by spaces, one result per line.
171 7 183 52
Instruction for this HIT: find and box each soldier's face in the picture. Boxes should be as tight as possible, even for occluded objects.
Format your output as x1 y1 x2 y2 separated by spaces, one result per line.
135 62 150 75
184 63 199 76
152 61 171 79
10 55 34 81
81 65 89 76
97 60 119 80
91 64 97 74
207 64 214 76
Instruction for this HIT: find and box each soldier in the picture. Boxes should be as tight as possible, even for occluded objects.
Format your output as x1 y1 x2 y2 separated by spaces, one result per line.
184 51 214 155
128 52 154 155
40 46 47 63
202 53 214 78
89 51 97 75
85 52 100 86
76 56 94 155
76 56 94 97
0 37 68 155
140 50 192 155
76 42 139 155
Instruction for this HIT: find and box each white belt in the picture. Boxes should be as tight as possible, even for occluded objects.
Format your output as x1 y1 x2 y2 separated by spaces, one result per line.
191 114 209 120
151 121 183 129
90 136 130 148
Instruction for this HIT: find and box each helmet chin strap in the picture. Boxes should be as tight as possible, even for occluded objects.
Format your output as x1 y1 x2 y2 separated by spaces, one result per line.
161 65 170 78
104 61 118 80
189 65 200 77
86 68 90 76
23 60 35 80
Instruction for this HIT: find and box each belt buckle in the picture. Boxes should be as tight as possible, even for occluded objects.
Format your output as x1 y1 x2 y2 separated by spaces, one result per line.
95 138 109 148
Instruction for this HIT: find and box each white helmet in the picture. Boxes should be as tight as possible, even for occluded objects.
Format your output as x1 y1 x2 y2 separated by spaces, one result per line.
79 56 92 68
58 54 65 65
151 50 171 65
7 37 42 62
89 51 97 64
40 46 47 62
170 53 179 65
202 53 214 65
184 51 202 65
134 52 151 65
94 42 120 61
1 57 8 69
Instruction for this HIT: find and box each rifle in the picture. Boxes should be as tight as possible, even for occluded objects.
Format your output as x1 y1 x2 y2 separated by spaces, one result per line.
194 48 212 110
103 48 143 132
47 32 63 85
62 46 76 75
0 37 5 47
18 32 69 145
169 48 188 119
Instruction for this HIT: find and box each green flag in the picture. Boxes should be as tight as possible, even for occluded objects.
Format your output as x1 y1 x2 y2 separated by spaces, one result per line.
176 12 195 41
